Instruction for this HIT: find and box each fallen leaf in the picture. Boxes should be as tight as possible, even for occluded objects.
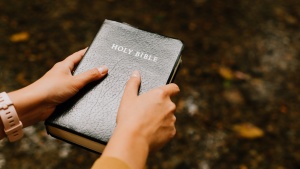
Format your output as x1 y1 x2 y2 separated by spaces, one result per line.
234 71 251 80
10 32 29 42
233 123 264 139
286 15 297 24
239 165 248 169
223 89 244 104
219 67 233 80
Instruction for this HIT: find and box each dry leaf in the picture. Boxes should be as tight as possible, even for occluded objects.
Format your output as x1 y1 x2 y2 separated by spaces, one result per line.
223 89 244 104
10 32 29 42
234 71 251 80
233 123 264 139
219 67 233 80
239 165 248 169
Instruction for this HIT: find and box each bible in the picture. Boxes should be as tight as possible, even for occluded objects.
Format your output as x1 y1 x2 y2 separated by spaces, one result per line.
45 19 184 153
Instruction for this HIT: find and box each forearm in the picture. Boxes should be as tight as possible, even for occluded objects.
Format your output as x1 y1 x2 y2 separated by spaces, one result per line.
101 126 149 169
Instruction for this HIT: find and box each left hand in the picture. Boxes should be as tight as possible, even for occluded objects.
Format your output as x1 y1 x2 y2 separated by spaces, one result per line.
8 48 108 127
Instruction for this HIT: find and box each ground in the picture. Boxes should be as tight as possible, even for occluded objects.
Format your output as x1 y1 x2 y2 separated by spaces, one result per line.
0 0 299 169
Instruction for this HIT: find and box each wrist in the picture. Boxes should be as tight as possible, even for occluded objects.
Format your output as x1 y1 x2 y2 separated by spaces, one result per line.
0 92 24 141
115 124 150 152
8 83 50 127
102 125 150 169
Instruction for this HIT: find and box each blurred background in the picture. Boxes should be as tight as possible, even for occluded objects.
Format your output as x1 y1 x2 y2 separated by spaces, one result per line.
0 0 299 168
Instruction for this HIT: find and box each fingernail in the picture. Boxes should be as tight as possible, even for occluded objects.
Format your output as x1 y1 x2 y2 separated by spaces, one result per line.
98 66 108 75
131 70 140 78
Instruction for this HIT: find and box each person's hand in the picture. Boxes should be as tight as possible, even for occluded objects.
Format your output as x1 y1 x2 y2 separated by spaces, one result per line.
117 70 180 151
7 48 108 127
101 70 180 169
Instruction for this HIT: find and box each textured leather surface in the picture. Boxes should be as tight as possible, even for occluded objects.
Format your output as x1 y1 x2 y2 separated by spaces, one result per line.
46 20 184 145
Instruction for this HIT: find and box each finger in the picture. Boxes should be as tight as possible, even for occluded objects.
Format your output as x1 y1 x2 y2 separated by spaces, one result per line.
72 65 108 89
159 83 180 97
64 48 88 70
121 70 141 102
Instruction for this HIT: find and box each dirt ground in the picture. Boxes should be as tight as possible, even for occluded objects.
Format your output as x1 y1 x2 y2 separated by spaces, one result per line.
0 0 299 169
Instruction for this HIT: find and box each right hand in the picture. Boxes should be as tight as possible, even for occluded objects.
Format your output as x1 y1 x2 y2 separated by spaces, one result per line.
117 70 180 151
101 70 180 169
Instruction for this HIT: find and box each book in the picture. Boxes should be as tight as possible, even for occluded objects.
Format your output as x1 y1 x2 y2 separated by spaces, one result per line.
45 19 184 153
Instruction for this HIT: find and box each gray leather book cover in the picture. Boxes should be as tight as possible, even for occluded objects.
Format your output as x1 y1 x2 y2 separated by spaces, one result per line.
45 19 184 153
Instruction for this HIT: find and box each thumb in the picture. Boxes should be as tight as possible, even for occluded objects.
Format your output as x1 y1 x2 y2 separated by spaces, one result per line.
73 66 108 89
121 70 141 103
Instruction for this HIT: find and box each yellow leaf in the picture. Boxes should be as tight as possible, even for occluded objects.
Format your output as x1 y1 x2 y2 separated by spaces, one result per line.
10 32 29 42
219 67 233 80
233 123 264 139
